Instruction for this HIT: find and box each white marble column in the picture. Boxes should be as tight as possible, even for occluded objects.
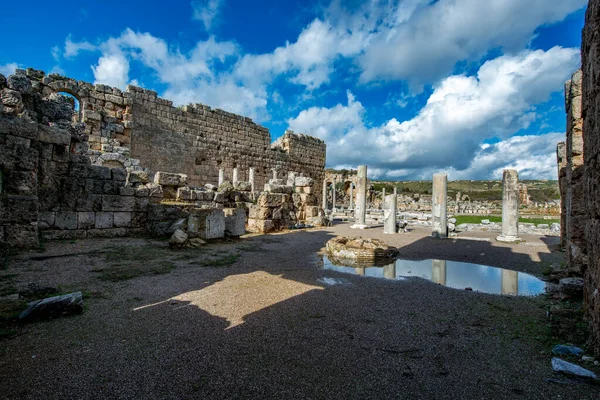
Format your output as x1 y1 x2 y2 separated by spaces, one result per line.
383 188 397 234
249 167 255 192
332 178 337 212
322 179 328 211
349 182 354 209
351 165 368 229
497 169 521 243
218 169 225 186
432 173 448 239
232 168 239 184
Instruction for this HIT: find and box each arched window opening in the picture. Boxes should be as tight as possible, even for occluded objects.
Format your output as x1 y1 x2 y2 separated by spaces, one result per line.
57 92 82 123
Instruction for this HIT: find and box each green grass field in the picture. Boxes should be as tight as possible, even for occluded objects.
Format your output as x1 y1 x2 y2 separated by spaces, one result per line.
453 215 559 225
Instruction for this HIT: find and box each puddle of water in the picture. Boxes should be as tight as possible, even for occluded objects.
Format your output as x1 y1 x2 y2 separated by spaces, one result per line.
321 256 546 296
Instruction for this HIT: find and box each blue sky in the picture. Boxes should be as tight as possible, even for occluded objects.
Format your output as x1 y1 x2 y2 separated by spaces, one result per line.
0 0 587 180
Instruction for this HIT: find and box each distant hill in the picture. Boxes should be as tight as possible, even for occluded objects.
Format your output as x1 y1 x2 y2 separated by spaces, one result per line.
370 180 559 203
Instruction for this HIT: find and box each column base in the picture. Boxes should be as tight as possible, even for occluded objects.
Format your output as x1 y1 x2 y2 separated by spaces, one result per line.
496 235 523 243
431 233 447 239
350 224 368 229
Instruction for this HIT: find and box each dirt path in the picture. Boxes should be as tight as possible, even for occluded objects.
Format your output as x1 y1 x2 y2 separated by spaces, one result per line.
0 223 597 399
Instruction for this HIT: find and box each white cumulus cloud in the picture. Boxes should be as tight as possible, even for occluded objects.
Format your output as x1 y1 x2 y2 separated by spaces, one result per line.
288 47 579 179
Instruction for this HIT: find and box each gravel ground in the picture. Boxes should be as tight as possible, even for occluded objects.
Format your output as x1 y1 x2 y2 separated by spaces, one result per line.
0 223 598 399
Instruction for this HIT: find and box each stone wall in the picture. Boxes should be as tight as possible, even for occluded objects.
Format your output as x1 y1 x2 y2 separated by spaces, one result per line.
12 69 325 205
556 141 568 248
127 88 325 200
0 67 327 247
0 69 162 247
564 70 587 275
582 0 600 356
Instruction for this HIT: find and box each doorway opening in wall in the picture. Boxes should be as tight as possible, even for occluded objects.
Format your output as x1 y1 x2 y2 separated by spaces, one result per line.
57 92 82 123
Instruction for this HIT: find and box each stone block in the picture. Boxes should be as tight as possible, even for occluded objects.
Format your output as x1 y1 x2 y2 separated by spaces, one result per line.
41 229 87 241
249 205 271 220
119 186 135 196
154 171 187 187
306 206 320 218
234 181 252 191
111 168 127 181
102 181 120 195
247 218 275 233
3 170 37 195
78 212 96 229
37 125 71 146
224 208 246 236
113 212 132 228
5 224 39 248
95 212 114 229
187 209 225 240
38 211 56 228
257 193 287 208
102 195 135 212
177 187 193 201
87 228 128 238
264 184 293 194
89 165 112 180
294 176 314 187
55 211 78 230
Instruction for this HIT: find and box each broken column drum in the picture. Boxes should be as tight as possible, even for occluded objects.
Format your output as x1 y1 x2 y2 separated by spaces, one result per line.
431 173 448 239
497 169 521 243
351 165 368 229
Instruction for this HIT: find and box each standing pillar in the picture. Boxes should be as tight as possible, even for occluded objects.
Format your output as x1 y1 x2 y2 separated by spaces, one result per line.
287 171 297 187
322 179 328 211
272 169 278 180
218 169 225 186
432 173 448 239
382 188 386 210
383 189 397 234
249 167 255 192
351 165 368 229
349 183 354 209
232 168 239 184
497 169 521 243
332 178 336 212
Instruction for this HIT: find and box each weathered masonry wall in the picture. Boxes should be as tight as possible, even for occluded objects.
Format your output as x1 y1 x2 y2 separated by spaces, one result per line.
582 0 600 356
564 70 587 275
12 70 326 204
128 88 326 199
556 142 568 248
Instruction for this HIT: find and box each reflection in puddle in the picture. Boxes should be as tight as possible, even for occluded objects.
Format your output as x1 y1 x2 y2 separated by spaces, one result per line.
321 256 546 296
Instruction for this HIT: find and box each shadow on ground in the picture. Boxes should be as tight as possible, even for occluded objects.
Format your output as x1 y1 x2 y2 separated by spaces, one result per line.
0 227 597 399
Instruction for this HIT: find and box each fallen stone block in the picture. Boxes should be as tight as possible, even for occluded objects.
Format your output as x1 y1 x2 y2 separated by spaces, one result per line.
552 358 598 380
169 229 188 249
224 208 246 237
154 171 187 187
19 292 84 322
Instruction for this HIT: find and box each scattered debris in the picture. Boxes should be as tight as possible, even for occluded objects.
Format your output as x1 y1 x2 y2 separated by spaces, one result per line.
552 345 584 356
19 292 84 322
169 229 189 249
551 358 598 380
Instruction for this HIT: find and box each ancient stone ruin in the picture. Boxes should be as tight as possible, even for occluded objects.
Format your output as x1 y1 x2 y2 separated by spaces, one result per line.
0 68 327 248
581 0 600 355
